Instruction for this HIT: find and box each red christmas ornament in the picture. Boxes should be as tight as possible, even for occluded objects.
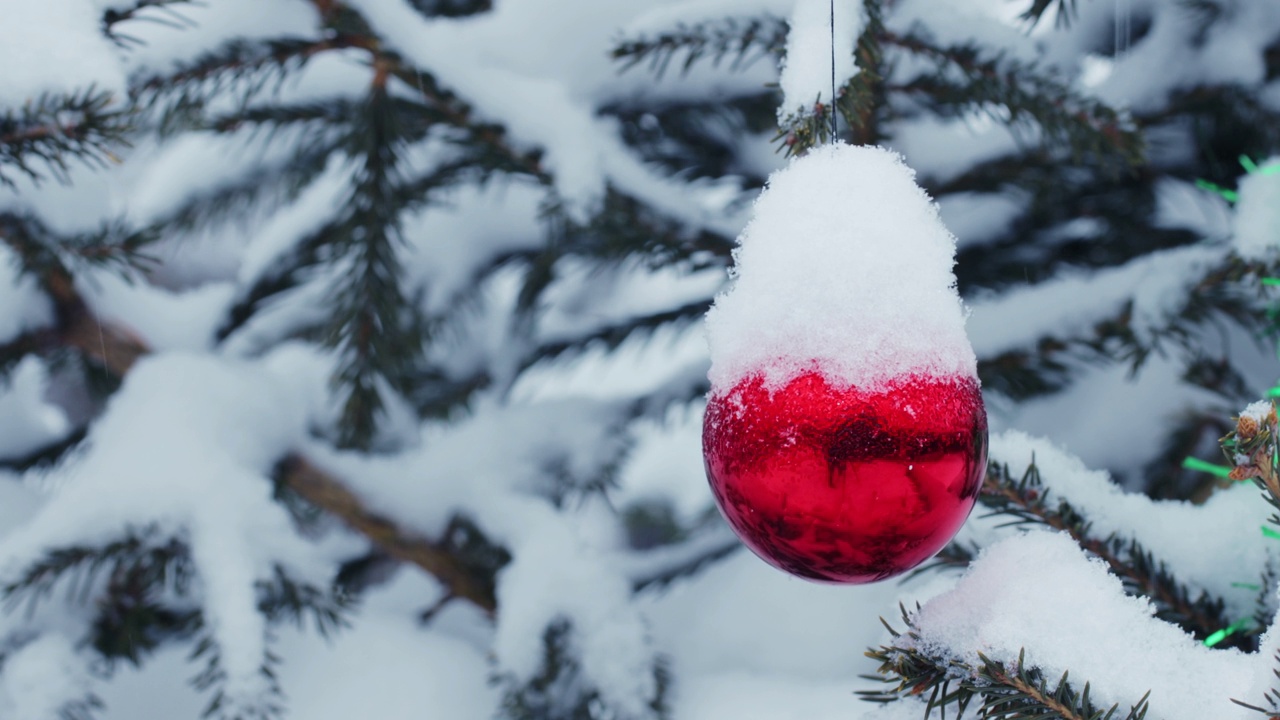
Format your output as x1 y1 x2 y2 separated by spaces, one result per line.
703 370 987 584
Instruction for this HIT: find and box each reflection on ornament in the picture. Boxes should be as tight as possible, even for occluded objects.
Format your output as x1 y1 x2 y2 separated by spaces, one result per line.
703 371 987 584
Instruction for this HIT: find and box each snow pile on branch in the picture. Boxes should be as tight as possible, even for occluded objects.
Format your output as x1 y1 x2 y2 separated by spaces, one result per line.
0 349 333 713
0 245 54 344
1233 158 1280 260
0 635 95 720
704 143 976 391
779 0 866 118
913 531 1253 720
967 244 1226 358
989 431 1272 618
0 359 71 460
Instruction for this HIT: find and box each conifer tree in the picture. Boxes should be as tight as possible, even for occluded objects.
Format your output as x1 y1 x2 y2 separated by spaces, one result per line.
0 1 1278 719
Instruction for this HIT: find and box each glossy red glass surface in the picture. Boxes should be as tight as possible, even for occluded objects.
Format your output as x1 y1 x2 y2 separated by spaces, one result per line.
703 371 987 584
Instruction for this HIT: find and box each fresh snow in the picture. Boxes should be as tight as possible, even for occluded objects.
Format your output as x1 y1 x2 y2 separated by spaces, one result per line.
0 245 54 345
3 1 1280 719
0 635 95 720
705 143 976 391
0 1 125 106
990 431 1275 619
912 531 1251 720
1234 157 1280 261
0 349 335 715
968 244 1227 358
0 358 71 461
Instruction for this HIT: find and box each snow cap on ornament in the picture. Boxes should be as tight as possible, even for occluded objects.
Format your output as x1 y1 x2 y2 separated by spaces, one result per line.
702 143 987 585
706 143 976 392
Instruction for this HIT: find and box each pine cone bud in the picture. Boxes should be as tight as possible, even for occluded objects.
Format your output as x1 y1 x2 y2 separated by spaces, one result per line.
1229 465 1259 481
1238 415 1260 440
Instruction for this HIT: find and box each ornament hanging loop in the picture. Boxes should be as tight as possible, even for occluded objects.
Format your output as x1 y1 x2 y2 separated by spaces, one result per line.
829 0 838 142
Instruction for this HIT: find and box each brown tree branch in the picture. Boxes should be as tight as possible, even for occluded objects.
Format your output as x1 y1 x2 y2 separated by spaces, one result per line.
10 253 499 614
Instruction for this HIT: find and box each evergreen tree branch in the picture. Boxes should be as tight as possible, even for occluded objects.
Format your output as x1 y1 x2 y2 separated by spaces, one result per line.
862 609 1151 719
278 456 499 612
154 140 339 234
777 0 885 153
882 32 1143 168
130 36 370 130
321 74 420 449
973 256 1271 401
0 89 130 188
1018 0 1079 29
499 617 670 720
189 631 285 720
523 298 712 372
405 0 493 18
102 0 199 47
611 15 787 78
2 233 502 614
979 461 1243 648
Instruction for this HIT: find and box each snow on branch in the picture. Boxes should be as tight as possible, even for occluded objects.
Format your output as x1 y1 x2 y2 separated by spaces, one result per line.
877 531 1245 720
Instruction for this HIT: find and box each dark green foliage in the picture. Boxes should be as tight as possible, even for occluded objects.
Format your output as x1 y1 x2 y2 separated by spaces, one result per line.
325 82 420 449
975 461 1246 649
606 93 779 181
777 0 886 152
862 608 1150 720
612 15 787 78
1018 0 1079 29
0 89 131 188
190 632 284 720
131 36 367 134
55 693 107 720
500 618 670 720
130 0 549 447
101 1 199 47
884 33 1143 169
623 500 689 550
407 0 493 18
2 528 350 720
438 515 512 602
0 212 156 277
2 530 192 624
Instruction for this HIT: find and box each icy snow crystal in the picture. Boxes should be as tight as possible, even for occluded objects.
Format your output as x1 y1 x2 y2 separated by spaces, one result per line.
704 143 976 392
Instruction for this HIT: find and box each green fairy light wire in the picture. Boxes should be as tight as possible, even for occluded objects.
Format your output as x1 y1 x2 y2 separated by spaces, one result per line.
1201 526 1280 647
1195 154 1280 203
1180 155 1280 648
1185 155 1280 478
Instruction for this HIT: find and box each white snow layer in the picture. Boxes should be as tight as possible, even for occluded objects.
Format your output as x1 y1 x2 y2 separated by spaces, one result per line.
779 0 866 118
0 0 125 106
0 245 54 345
0 635 95 720
968 244 1226 358
305 397 660 714
912 531 1252 720
705 143 976 391
1233 158 1280 261
350 0 721 225
0 349 334 714
0 358 71 460
1241 399 1273 424
990 431 1273 619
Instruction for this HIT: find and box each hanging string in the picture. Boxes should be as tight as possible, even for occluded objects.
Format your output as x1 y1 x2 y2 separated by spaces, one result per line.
1114 0 1132 58
829 0 838 142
